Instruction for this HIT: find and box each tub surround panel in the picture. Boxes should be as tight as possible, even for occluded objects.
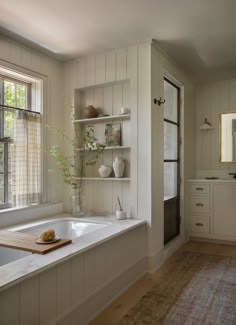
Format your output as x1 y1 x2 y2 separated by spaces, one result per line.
0 217 145 325
0 215 145 290
20 277 40 325
0 286 20 325
40 268 57 325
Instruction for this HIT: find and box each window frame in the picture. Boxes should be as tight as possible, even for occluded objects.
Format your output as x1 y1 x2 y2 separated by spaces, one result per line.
0 73 38 209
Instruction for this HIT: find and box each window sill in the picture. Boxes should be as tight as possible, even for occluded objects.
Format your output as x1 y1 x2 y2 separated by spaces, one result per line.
0 203 64 228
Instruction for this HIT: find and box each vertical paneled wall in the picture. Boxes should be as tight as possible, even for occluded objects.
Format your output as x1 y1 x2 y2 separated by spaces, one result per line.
0 36 64 204
196 79 236 174
76 80 131 215
63 45 149 218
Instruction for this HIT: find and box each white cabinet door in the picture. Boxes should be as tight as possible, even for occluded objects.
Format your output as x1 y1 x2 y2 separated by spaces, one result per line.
213 185 236 237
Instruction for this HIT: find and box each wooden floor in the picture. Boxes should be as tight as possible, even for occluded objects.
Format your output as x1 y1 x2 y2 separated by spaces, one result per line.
90 240 236 325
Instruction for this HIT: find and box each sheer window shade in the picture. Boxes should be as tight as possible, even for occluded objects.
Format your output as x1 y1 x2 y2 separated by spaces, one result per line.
11 110 41 207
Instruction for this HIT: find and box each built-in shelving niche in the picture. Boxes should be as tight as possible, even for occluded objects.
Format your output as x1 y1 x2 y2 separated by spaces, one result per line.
74 79 131 216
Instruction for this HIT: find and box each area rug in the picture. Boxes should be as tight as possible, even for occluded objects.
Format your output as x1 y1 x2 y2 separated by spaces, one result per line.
119 251 236 325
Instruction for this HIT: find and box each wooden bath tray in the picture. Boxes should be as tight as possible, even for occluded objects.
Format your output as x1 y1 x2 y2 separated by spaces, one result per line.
0 230 72 254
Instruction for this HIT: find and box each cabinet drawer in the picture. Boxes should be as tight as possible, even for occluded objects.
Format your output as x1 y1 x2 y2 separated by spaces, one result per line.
190 217 209 234
190 196 210 214
190 184 210 194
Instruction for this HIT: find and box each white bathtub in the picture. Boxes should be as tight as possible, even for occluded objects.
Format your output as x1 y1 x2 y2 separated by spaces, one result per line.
0 217 108 266
0 214 146 325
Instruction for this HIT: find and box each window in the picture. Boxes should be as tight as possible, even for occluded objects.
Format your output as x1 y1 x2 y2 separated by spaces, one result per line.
0 73 42 210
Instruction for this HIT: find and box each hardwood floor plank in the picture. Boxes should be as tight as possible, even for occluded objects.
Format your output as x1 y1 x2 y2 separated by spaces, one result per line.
90 240 236 324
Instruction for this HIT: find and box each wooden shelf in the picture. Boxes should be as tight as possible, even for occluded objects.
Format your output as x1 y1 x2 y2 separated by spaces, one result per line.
74 113 131 124
75 177 130 181
75 146 130 151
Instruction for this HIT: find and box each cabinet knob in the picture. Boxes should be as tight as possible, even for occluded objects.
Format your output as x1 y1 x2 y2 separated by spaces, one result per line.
196 203 204 207
195 223 203 227
196 187 203 191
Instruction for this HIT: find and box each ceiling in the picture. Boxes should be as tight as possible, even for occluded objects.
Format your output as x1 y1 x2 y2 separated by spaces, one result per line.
1 0 236 81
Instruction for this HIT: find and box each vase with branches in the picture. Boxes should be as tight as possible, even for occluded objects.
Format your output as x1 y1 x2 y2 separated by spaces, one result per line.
47 107 105 216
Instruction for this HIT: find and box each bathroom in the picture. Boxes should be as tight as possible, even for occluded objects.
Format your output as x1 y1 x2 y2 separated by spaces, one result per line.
0 2 236 325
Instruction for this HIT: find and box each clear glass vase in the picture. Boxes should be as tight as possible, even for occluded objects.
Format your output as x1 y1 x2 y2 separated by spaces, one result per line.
70 188 82 217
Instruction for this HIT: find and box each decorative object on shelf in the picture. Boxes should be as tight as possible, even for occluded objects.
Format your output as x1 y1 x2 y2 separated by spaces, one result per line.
120 107 129 115
98 165 112 178
116 196 127 220
113 157 125 178
200 118 213 130
105 123 121 147
84 105 98 119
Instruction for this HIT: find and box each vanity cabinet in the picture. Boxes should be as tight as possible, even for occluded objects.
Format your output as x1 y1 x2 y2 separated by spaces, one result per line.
187 180 236 242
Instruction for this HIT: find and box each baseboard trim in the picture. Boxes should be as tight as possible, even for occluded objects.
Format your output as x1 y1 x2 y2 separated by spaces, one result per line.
190 236 236 246
53 257 146 325
146 235 186 273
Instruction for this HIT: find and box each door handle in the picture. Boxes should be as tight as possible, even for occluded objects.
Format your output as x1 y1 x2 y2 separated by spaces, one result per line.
196 187 203 191
195 223 203 227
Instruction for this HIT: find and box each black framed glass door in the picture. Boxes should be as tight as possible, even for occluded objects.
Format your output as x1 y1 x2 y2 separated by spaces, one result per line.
164 78 180 245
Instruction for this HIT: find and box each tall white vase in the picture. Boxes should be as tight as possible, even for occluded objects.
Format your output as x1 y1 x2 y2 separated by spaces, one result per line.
113 157 125 178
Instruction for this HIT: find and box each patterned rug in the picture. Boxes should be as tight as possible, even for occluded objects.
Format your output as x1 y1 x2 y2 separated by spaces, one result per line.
119 251 236 325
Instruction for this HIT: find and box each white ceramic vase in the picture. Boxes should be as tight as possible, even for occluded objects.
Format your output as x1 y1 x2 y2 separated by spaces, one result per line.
113 157 125 178
98 165 112 178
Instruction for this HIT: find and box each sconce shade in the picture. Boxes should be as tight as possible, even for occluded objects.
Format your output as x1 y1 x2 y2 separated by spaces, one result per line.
200 118 213 130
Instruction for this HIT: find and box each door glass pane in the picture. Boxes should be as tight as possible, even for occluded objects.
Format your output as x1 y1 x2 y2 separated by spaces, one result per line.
164 122 178 160
164 81 178 122
0 144 4 172
0 174 4 204
164 162 178 200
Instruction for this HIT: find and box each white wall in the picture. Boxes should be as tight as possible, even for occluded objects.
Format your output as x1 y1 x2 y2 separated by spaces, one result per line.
148 43 195 270
63 41 195 269
196 79 236 177
63 46 143 215
0 36 64 211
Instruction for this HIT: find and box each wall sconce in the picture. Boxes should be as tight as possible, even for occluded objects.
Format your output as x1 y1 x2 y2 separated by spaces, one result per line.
200 118 213 130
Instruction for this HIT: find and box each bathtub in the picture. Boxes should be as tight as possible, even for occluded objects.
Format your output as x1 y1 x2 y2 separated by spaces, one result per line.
0 217 108 267
0 214 146 325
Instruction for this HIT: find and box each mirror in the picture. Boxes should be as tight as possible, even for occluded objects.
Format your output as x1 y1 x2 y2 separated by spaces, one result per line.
220 112 236 162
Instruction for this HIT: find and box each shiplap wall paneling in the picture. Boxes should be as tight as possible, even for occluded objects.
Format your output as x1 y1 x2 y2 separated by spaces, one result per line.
40 268 57 325
86 56 96 86
20 277 40 325
74 79 131 215
116 49 127 81
64 45 140 217
196 79 236 173
105 52 116 82
0 286 19 325
127 46 138 219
